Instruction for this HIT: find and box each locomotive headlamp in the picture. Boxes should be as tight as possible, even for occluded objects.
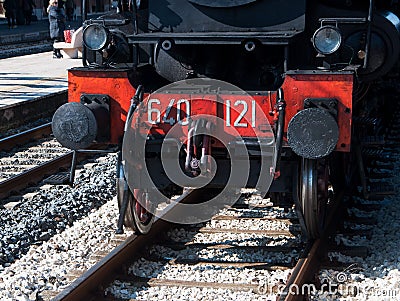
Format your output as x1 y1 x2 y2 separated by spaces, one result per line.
312 25 342 55
83 24 109 51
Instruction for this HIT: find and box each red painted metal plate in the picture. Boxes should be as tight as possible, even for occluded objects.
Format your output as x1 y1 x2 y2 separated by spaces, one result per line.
67 69 353 152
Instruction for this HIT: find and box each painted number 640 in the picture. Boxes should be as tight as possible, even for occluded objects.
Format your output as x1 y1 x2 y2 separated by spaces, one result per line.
147 99 190 126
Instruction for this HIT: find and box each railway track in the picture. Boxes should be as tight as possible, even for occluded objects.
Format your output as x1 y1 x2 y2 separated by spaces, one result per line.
0 122 110 199
0 89 396 301
48 190 300 300
45 160 372 301
1 128 395 300
47 102 400 301
47 186 353 301
0 123 71 199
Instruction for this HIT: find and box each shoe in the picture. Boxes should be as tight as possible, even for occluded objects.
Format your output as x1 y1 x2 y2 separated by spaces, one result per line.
53 49 63 59
12 25 17 29
53 51 63 59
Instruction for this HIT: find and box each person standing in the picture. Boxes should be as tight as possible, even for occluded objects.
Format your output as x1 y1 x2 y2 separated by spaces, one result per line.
23 0 36 25
4 0 17 29
47 0 66 58
43 0 49 15
65 0 74 21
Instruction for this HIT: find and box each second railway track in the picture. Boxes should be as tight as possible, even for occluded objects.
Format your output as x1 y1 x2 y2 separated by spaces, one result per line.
0 40 53 60
0 123 71 199
0 122 112 199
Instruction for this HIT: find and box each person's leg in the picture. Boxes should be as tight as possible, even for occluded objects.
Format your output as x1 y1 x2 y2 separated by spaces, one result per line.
53 38 58 58
11 9 16 28
6 16 12 29
26 10 31 24
53 39 63 58
56 48 63 58
53 48 63 58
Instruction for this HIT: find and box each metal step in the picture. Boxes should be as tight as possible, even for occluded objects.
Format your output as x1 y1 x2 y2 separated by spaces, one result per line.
368 169 392 179
367 182 395 198
43 173 70 185
361 135 385 146
353 117 381 127
362 148 395 161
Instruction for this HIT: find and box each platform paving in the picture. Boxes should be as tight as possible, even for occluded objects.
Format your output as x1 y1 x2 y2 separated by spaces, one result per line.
0 51 82 108
0 14 108 131
0 15 84 108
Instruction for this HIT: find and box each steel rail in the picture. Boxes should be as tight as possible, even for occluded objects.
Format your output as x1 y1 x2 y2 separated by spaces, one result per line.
0 123 111 198
0 122 65 199
0 152 73 198
52 188 203 301
0 148 110 199
0 123 52 152
280 189 345 301
278 239 325 301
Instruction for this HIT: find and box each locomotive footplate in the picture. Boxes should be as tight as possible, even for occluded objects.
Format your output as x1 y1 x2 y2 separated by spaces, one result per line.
127 31 303 46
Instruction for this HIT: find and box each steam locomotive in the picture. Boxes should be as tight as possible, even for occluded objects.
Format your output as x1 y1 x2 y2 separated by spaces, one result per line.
52 0 400 239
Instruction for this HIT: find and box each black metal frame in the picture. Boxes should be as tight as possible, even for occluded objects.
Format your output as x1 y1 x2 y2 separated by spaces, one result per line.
127 31 302 46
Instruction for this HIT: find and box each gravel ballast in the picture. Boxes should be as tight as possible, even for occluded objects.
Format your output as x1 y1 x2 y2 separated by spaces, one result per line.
2 148 400 301
0 153 120 300
106 194 301 301
311 151 400 301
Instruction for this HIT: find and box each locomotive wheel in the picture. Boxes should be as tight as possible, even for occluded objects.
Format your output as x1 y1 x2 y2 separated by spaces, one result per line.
117 180 154 234
300 158 329 239
131 189 154 234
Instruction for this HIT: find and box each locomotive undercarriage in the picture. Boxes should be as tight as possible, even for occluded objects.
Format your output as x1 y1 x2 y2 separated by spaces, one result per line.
116 131 343 239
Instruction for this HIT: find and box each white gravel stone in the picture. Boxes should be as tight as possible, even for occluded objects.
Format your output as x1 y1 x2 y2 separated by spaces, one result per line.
167 228 302 247
128 258 291 284
149 243 299 264
216 207 297 219
312 151 400 300
106 192 303 300
0 198 121 300
106 281 283 301
0 154 125 300
206 218 292 231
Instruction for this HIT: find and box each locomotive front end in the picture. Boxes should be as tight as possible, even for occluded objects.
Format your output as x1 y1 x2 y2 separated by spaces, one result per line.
51 0 400 239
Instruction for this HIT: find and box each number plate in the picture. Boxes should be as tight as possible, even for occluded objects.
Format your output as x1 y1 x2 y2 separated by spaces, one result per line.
144 93 272 138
